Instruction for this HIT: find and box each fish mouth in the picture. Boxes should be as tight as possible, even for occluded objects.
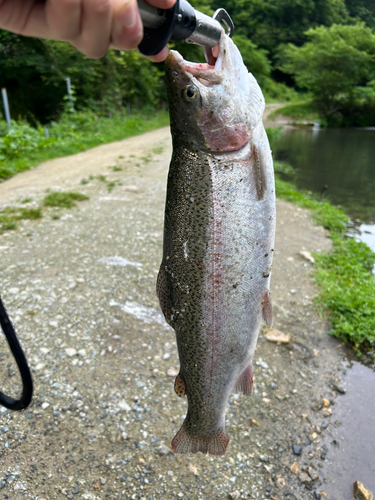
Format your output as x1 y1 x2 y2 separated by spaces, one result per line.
168 32 228 86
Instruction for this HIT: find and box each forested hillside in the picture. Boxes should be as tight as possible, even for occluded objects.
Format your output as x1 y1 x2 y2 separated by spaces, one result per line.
1 0 375 125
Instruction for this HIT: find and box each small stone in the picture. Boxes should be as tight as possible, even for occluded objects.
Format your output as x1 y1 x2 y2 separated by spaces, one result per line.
167 368 179 377
162 353 171 361
289 289 297 294
228 491 241 500
321 422 328 429
333 383 346 394
65 348 77 357
290 462 300 474
308 467 319 481
353 481 373 500
265 329 291 344
322 398 330 407
100 477 106 485
157 445 171 456
299 472 312 484
118 400 131 412
41 402 49 410
314 492 321 500
189 463 199 476
312 432 318 440
299 250 315 263
322 407 332 417
292 444 302 455
277 477 285 488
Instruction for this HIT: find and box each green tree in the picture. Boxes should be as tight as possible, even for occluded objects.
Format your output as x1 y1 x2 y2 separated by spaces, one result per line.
345 0 375 28
0 31 165 123
278 23 375 118
206 0 349 55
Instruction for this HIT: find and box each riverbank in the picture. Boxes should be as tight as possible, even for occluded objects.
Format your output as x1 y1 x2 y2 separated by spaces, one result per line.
0 124 357 500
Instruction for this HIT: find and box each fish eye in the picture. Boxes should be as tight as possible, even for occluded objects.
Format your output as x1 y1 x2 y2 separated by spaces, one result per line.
182 85 199 102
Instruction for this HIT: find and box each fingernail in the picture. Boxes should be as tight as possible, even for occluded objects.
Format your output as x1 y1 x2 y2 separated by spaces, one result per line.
121 5 137 29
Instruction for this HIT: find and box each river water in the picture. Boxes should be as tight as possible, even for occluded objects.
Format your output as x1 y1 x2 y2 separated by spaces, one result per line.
272 127 375 251
272 127 375 499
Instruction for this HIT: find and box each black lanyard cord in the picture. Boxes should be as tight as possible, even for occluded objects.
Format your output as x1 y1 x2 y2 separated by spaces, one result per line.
0 296 33 410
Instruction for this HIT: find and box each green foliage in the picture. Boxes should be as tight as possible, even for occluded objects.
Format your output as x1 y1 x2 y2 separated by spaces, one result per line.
0 121 54 163
0 33 166 122
278 23 375 123
43 192 89 208
345 0 375 28
207 0 349 55
314 237 375 347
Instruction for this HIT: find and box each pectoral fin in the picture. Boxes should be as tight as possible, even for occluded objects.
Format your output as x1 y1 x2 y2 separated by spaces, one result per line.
232 363 253 396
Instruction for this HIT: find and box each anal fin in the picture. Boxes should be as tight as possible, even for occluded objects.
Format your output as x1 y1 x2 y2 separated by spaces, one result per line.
262 290 273 327
232 364 253 396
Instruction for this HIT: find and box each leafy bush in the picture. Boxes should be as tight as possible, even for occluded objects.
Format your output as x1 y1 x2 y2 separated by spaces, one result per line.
0 121 54 161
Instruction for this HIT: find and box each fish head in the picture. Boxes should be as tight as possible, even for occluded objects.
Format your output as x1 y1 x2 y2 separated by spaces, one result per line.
165 33 265 153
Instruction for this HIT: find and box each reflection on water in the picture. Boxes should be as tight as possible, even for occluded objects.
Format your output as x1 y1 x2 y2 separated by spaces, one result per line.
323 360 375 499
272 127 375 251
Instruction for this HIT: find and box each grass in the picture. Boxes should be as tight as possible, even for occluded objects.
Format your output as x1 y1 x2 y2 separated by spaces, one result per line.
0 191 88 233
0 109 169 181
43 191 89 208
269 100 320 123
274 163 375 352
0 206 43 233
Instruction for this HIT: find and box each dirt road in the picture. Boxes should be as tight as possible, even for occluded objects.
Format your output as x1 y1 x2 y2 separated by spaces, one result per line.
0 122 345 500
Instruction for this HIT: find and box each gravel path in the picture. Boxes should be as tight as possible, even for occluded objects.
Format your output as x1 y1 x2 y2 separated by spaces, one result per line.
0 124 346 500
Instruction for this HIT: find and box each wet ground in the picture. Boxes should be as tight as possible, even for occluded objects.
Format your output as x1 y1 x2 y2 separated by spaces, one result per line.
0 125 368 500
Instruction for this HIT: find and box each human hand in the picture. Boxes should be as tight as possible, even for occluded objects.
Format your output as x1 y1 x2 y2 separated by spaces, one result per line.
0 0 176 61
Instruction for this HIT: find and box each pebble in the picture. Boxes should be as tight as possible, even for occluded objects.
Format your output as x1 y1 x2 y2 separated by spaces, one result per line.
353 481 373 500
308 467 319 481
298 472 311 483
118 400 131 412
65 348 77 357
157 445 171 456
333 383 346 394
228 491 241 500
292 444 302 456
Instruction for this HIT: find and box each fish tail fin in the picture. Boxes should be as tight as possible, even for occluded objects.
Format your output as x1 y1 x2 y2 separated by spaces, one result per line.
171 424 229 456
232 363 253 396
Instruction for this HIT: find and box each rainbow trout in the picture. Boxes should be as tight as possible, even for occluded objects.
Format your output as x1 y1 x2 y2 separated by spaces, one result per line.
157 33 276 456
